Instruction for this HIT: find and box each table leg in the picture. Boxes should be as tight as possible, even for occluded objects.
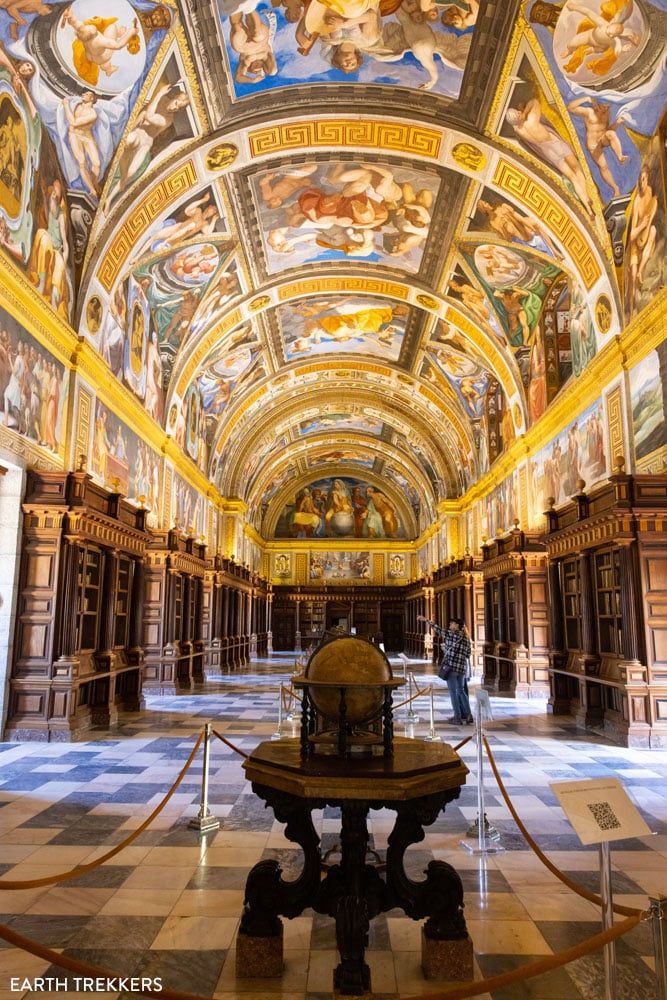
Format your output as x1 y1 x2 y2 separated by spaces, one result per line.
386 793 468 941
240 785 322 936
333 802 372 995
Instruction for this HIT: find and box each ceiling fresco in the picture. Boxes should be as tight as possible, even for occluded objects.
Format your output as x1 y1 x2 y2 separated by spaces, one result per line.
0 0 664 543
275 295 410 361
216 0 477 99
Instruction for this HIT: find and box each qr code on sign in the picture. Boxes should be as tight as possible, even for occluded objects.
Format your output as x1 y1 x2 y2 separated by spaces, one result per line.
587 801 622 831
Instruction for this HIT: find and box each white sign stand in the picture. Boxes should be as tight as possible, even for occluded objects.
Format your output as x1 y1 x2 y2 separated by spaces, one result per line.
551 778 653 1000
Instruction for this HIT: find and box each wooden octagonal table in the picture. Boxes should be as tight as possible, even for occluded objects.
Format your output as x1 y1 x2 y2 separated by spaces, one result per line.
238 736 470 995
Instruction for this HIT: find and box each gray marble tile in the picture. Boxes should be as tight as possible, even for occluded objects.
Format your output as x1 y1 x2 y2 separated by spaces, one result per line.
68 916 164 951
65 865 134 889
187 866 252 890
565 948 657 1000
133 949 227 997
476 952 585 999
43 948 144 986
7 914 91 947
560 870 645 895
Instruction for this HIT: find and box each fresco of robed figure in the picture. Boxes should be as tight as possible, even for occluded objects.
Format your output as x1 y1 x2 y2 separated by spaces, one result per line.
275 475 406 538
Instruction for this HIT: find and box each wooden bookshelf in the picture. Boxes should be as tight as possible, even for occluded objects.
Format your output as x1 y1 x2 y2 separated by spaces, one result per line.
5 472 149 741
480 528 550 697
545 471 667 747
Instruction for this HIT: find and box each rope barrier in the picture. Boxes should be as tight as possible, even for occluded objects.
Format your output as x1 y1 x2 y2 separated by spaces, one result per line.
453 735 473 752
393 676 433 711
0 907 642 1000
210 727 249 759
281 683 296 712
0 731 204 891
482 735 644 918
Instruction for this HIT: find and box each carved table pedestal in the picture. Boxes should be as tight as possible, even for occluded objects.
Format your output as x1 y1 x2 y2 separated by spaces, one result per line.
237 737 470 995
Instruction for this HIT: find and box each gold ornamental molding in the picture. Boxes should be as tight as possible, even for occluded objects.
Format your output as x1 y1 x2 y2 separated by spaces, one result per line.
243 522 264 548
0 425 63 472
264 537 415 552
248 120 442 160
74 385 93 469
98 160 198 292
618 290 667 364
492 159 601 291
606 385 626 465
0 254 78 368
221 498 248 515
277 277 409 301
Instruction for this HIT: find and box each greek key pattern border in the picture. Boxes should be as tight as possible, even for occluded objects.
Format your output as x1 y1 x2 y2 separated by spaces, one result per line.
248 120 442 159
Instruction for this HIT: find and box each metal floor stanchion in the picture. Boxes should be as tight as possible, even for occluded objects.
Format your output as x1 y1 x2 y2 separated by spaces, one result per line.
600 841 617 1000
285 677 299 723
272 682 284 740
188 723 220 834
650 895 667 1000
424 684 440 742
406 671 420 724
461 691 502 856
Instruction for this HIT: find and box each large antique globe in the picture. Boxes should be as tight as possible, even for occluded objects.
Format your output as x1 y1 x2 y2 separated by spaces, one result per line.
305 636 393 725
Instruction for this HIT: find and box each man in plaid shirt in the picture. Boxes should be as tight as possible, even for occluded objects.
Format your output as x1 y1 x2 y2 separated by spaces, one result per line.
418 615 473 725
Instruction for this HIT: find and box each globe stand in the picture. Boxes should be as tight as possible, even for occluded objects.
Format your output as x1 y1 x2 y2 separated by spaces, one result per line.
293 678 402 759
292 633 403 759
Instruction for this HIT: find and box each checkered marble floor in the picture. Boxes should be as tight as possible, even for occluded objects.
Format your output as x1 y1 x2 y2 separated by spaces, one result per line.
1 653 666 1000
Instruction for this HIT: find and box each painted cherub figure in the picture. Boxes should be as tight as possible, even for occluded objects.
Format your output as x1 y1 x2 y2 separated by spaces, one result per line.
229 11 277 84
61 6 140 87
561 0 639 77
258 164 317 209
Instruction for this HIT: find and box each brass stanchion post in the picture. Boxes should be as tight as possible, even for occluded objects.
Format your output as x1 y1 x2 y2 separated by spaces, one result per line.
650 895 667 1000
189 724 220 834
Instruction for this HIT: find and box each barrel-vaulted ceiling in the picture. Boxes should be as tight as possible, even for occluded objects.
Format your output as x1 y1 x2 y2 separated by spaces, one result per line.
3 0 664 538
